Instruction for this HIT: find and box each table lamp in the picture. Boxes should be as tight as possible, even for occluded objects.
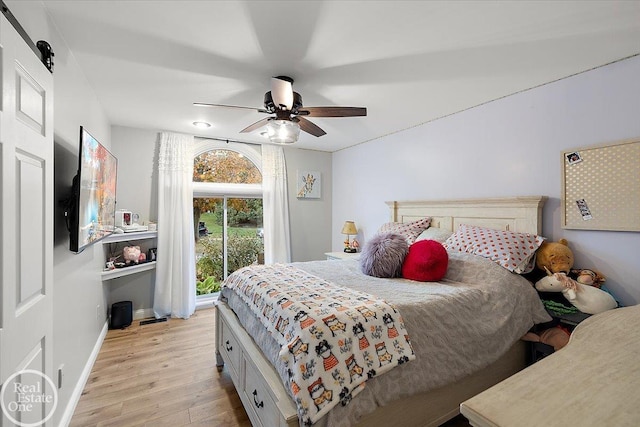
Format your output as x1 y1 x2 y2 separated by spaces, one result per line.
341 221 358 253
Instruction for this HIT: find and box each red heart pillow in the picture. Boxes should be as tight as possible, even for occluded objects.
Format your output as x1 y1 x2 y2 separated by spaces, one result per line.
402 240 449 282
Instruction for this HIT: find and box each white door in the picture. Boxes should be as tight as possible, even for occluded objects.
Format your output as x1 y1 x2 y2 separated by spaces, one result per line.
1 13 55 427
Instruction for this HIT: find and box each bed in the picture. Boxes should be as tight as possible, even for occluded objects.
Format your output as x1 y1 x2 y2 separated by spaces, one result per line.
215 196 549 427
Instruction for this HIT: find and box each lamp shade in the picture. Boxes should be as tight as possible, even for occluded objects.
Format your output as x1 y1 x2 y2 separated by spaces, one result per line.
266 119 300 144
341 221 358 235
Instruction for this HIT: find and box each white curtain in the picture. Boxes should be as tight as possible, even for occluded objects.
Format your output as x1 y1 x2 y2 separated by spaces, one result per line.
154 132 196 319
262 145 291 264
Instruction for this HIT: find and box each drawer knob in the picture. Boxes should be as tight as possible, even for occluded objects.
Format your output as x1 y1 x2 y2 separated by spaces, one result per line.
225 340 233 352
253 389 264 409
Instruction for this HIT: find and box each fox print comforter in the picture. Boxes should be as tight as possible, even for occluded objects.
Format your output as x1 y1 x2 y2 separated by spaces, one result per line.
220 252 551 426
221 264 416 425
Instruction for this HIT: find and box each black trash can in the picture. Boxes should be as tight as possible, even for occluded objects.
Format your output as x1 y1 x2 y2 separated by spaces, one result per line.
110 301 133 329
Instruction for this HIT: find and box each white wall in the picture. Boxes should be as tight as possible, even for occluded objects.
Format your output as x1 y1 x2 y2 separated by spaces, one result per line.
110 126 159 223
110 126 332 309
7 2 113 425
284 147 333 262
333 55 640 307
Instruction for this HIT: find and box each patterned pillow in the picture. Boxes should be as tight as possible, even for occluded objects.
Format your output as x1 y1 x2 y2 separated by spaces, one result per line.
360 233 408 278
377 217 431 245
444 224 545 274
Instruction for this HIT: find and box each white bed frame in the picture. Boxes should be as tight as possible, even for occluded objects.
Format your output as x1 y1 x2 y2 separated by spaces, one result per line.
215 196 547 427
386 196 545 235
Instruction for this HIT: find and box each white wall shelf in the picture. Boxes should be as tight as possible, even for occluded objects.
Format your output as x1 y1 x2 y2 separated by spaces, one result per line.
102 230 157 244
101 230 158 281
102 261 157 280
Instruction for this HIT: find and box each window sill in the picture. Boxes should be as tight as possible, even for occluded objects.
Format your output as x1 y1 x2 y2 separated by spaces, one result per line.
196 291 220 310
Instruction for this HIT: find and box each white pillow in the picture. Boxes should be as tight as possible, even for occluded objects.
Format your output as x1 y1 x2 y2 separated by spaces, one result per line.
444 224 544 274
415 227 453 244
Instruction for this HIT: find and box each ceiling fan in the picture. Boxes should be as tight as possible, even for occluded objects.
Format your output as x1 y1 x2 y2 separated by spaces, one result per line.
194 76 367 144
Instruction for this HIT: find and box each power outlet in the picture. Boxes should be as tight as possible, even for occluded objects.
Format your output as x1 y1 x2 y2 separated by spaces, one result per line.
96 304 101 321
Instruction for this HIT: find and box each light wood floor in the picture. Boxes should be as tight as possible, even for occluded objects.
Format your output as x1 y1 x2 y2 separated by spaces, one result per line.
70 308 251 427
71 307 470 427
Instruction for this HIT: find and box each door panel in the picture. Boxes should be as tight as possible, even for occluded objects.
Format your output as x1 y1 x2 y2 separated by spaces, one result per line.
16 64 45 134
17 152 45 308
1 13 54 427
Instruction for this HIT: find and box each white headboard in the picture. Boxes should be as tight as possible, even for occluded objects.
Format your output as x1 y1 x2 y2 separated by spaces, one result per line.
386 196 547 235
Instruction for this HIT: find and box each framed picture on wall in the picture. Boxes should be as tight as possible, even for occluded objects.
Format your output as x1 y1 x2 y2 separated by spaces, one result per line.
297 170 321 199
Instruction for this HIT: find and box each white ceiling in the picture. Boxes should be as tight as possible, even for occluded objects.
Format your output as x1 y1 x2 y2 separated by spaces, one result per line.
40 1 640 152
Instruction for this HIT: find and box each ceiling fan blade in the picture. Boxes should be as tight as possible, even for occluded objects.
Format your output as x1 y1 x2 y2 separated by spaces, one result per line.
298 106 367 117
194 102 269 113
240 118 271 133
294 117 326 137
271 77 294 110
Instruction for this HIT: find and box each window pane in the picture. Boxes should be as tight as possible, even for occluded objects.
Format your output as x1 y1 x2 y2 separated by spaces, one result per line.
227 197 264 269
193 149 261 184
195 198 223 296
194 197 264 296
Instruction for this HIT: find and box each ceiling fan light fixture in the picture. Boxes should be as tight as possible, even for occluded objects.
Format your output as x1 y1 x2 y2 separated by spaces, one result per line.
266 120 300 144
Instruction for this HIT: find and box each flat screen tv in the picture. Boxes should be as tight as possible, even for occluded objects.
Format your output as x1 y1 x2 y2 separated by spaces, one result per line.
67 127 118 253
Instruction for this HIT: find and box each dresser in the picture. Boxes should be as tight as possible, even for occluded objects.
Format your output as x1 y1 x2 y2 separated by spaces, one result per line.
461 305 639 426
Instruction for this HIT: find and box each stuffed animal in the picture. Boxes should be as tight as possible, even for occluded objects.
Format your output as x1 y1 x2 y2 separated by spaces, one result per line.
535 238 574 274
522 326 571 351
571 268 606 288
534 238 617 314
123 246 141 264
535 272 617 315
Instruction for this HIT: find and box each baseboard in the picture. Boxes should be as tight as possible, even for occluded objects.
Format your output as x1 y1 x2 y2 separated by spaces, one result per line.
132 304 213 320
134 308 154 320
57 320 108 427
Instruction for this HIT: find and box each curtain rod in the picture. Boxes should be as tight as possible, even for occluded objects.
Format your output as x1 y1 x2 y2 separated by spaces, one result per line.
195 135 263 147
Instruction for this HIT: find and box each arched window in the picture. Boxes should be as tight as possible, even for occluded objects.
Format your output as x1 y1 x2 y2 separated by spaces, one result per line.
192 139 263 299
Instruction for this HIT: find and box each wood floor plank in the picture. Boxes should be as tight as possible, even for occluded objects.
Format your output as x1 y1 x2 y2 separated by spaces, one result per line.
188 392 244 423
71 307 250 426
69 402 123 427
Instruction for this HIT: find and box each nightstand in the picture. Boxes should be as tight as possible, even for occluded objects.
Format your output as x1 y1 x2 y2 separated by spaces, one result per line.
325 251 360 261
